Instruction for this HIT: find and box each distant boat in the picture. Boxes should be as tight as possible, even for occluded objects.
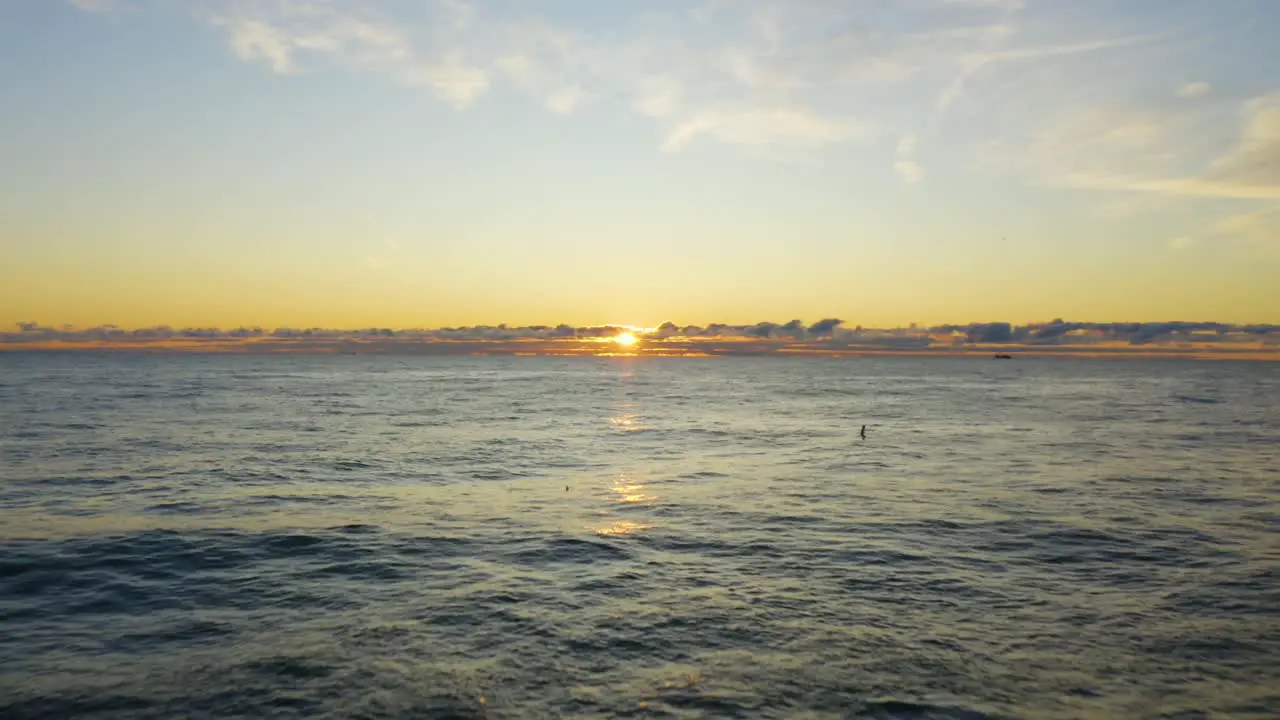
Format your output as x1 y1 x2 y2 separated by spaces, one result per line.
994 353 1013 359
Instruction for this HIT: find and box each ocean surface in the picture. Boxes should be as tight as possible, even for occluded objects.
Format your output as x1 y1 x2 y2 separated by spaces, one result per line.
1 353 1277 719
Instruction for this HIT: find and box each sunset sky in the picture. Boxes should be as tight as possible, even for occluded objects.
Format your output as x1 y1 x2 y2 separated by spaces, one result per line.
2 0 1278 329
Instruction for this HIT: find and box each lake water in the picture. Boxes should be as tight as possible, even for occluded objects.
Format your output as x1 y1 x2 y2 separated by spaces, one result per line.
1 354 1277 719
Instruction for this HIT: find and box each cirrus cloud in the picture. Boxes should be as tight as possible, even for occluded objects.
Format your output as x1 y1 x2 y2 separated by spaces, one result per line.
204 0 489 108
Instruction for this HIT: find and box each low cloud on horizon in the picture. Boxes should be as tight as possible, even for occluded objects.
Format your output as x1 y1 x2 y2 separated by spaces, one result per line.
5 319 1278 359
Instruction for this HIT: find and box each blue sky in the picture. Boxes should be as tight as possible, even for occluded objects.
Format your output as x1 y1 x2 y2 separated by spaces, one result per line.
1 0 1277 328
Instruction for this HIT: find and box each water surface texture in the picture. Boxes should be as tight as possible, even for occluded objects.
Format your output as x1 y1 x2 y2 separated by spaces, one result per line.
2 355 1278 719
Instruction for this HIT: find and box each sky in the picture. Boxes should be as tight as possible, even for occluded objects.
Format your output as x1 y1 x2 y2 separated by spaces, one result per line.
1 0 1278 330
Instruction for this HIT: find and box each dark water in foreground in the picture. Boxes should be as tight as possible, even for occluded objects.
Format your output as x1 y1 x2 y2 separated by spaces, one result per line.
1 354 1278 719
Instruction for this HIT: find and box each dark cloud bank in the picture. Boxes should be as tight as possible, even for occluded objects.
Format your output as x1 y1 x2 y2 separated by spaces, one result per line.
3 319 1278 358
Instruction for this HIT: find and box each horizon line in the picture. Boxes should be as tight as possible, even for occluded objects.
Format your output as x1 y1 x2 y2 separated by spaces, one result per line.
3 318 1277 360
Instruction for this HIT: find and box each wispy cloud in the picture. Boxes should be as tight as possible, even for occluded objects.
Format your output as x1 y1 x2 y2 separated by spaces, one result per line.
216 17 298 74
176 0 1162 161
662 108 868 154
1058 174 1280 201
69 0 129 12
981 104 1176 187
635 75 683 120
62 0 1271 199
1208 94 1280 188
937 34 1153 111
895 133 923 184
938 0 1025 9
204 0 489 108
545 85 585 116
1176 81 1211 99
1210 206 1280 252
1043 93 1280 202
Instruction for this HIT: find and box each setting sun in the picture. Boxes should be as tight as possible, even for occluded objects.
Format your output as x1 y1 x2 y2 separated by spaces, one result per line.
613 332 638 347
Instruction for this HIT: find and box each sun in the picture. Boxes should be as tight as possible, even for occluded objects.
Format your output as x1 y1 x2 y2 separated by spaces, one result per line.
613 332 638 347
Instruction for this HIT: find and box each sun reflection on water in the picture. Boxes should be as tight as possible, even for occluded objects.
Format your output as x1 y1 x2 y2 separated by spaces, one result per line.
609 412 646 431
612 473 656 504
592 520 653 536
587 473 657 536
609 400 649 432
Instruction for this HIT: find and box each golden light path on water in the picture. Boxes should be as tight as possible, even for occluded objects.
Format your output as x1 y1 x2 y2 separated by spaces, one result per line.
591 395 657 536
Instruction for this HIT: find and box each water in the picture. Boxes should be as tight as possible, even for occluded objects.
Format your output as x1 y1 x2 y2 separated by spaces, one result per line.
1 354 1277 719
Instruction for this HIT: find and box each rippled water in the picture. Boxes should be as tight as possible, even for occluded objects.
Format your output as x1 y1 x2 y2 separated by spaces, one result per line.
1 354 1278 719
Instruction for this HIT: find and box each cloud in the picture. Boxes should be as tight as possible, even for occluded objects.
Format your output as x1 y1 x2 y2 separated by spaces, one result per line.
980 35 1154 63
1057 174 1280 200
807 318 844 337
545 85 584 116
937 34 1152 112
69 0 128 12
489 21 603 117
966 322 1014 342
895 160 923 184
1213 207 1278 236
1013 93 1280 203
985 105 1176 184
662 108 867 153
1210 206 1280 250
1207 94 1280 188
635 75 683 120
205 0 489 108
69 0 1260 191
495 54 533 83
400 53 489 108
895 133 923 184
6 319 1276 357
938 0 1025 9
182 0 1144 160
1169 236 1196 250
1176 81 1210 99
219 18 299 74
